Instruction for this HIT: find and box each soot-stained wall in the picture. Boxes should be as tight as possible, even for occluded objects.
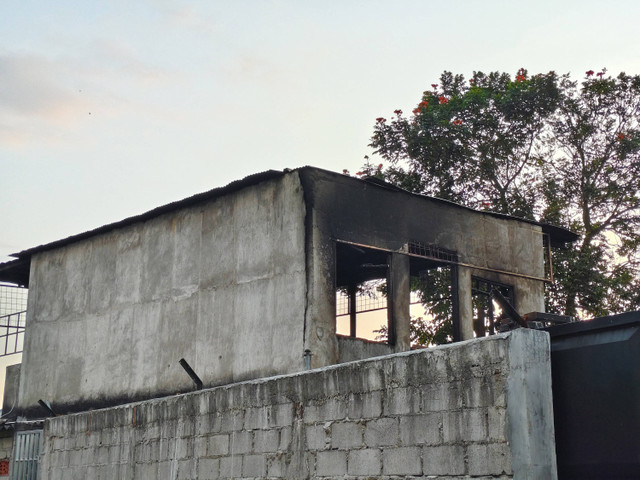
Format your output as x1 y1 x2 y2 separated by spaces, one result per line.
299 168 547 367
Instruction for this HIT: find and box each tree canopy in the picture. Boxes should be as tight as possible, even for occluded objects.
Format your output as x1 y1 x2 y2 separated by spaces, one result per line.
364 68 640 328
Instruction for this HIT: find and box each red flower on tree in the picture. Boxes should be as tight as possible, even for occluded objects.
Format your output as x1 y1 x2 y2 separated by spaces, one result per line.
376 117 386 124
452 118 463 126
618 133 626 141
586 70 595 77
393 109 402 115
439 96 448 104
431 84 438 89
597 71 605 78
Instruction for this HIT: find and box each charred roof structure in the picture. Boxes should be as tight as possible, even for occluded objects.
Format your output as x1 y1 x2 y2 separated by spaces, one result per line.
0 166 577 416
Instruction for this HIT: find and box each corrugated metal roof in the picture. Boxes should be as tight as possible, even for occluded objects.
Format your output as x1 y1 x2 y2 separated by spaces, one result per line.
0 166 578 286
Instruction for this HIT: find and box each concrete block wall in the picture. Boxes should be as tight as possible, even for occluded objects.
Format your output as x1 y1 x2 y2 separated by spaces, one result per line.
39 329 556 479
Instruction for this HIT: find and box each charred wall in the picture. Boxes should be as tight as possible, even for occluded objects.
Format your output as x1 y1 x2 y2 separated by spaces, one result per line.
298 168 546 367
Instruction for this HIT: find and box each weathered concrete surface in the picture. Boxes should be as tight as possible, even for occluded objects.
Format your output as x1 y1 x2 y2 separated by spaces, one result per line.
18 173 307 414
2 364 20 413
39 329 557 479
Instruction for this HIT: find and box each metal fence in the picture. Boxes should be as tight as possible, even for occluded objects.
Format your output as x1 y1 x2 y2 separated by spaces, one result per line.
11 430 42 480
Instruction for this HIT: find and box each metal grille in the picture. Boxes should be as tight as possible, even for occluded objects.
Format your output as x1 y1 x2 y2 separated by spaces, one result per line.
407 241 458 263
11 430 42 480
336 281 421 317
336 280 387 316
0 285 27 357
0 285 28 318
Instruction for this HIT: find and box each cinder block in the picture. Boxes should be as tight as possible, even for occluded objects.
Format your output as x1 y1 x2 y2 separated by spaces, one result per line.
229 430 252 454
270 403 293 427
316 450 347 476
197 457 220 479
305 424 328 450
319 398 348 421
347 448 381 476
254 429 279 453
175 437 191 459
243 454 266 477
443 409 487 443
487 407 507 441
382 446 422 475
467 443 513 476
348 391 382 419
423 445 465 475
422 382 463 412
208 434 229 456
244 406 269 430
384 387 420 415
279 426 292 450
219 455 242 478
364 418 399 447
462 377 499 408
219 410 244 432
194 436 207 457
176 459 195 480
399 413 442 446
331 422 363 449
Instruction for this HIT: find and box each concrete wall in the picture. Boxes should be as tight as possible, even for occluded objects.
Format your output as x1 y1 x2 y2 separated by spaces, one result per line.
39 329 557 479
18 174 307 414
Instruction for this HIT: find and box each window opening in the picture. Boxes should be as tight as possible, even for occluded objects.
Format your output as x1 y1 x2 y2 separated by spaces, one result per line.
335 242 389 342
406 263 456 346
471 277 514 337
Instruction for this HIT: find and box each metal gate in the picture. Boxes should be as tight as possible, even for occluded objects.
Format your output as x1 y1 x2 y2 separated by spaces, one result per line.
11 430 42 480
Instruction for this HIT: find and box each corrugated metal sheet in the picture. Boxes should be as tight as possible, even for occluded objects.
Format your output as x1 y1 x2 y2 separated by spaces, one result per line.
11 430 42 480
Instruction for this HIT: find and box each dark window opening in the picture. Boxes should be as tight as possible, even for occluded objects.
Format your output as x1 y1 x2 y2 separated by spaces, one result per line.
335 241 461 347
335 243 389 342
472 277 514 337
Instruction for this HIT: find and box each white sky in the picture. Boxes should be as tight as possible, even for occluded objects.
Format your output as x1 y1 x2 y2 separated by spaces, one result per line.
2 0 640 261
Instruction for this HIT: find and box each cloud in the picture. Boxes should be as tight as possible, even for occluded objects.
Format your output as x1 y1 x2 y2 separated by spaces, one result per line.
0 54 89 122
0 46 172 148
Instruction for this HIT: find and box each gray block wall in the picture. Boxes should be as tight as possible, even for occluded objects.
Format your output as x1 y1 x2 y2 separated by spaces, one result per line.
39 329 557 479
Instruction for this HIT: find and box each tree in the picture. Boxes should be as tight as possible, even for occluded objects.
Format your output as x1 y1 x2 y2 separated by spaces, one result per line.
365 69 640 335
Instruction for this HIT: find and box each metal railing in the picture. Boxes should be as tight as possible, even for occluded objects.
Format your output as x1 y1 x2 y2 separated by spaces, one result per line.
0 310 26 356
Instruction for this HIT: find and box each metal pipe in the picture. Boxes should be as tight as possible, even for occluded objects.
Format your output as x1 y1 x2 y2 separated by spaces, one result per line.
179 358 203 390
37 399 56 417
334 238 553 283
303 349 313 370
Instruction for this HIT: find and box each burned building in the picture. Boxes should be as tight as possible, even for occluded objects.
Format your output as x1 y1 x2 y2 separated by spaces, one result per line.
0 167 576 418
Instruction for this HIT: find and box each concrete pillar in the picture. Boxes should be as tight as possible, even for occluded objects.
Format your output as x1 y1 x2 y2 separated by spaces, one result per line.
387 253 410 351
457 266 474 340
